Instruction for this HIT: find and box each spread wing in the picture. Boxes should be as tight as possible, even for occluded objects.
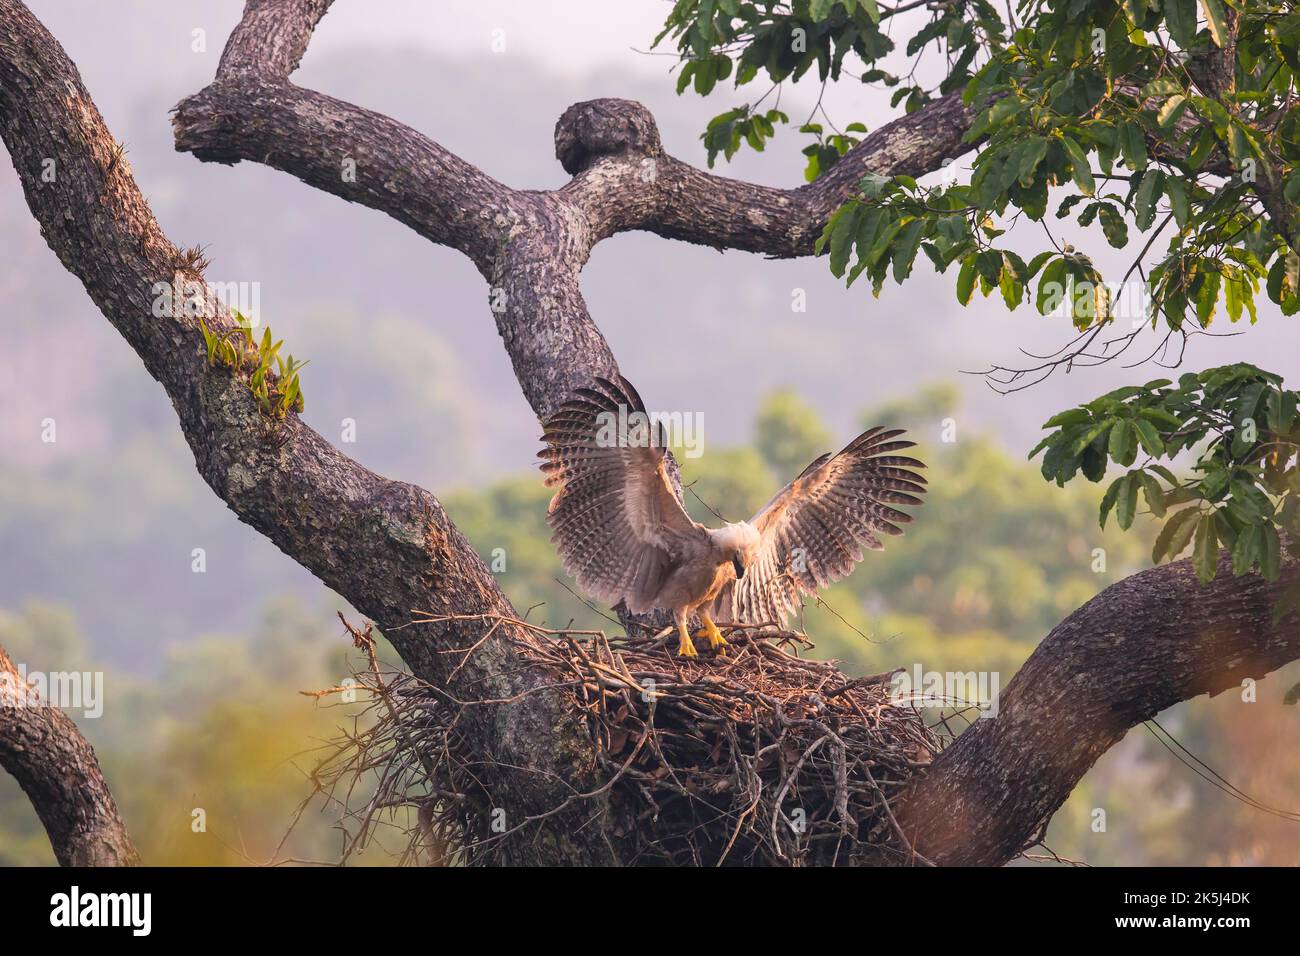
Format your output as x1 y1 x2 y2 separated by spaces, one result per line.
539 376 706 614
712 427 926 626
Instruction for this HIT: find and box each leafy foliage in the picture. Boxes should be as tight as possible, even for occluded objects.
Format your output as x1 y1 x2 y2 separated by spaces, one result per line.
702 106 790 166
660 1 1300 620
1031 363 1300 592
656 0 1006 178
663 2 1300 334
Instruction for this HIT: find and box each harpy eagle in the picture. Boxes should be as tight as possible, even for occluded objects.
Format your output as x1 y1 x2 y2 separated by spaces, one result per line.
539 377 925 658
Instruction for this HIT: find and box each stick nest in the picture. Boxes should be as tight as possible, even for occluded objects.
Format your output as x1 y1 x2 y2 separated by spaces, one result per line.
305 617 949 867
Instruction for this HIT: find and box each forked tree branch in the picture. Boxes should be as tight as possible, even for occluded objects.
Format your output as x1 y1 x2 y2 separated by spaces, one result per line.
171 0 982 417
169 0 1300 867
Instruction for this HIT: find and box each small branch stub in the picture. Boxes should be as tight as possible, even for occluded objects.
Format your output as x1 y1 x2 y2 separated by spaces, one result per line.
555 98 663 175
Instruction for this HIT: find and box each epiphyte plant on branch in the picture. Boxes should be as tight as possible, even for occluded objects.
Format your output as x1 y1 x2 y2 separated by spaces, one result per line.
198 308 307 421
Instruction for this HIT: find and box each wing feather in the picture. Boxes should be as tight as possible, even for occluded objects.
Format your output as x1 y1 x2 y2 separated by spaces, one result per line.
539 376 705 613
713 426 926 626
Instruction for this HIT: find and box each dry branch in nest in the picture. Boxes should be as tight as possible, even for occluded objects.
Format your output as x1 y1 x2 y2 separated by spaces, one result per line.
303 613 954 866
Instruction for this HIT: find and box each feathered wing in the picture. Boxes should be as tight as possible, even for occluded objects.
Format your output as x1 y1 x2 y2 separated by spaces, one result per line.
539 376 706 614
712 427 926 626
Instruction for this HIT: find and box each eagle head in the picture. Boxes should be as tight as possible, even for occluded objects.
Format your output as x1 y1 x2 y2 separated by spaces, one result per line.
711 521 760 579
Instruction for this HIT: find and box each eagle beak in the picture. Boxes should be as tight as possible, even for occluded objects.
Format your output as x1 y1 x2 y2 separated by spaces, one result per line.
732 555 745 579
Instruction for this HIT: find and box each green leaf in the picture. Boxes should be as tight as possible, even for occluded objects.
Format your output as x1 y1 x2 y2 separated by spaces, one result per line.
1017 137 1050 187
1036 257 1068 314
1139 407 1182 429
1027 251 1056 278
1227 478 1268 522
1134 169 1164 231
1043 408 1091 428
1165 0 1197 48
1141 76 1182 98
1100 475 1125 528
956 257 977 305
1109 419 1137 466
1193 512 1219 583
1133 418 1165 456
1071 421 1113 455
891 219 927 283
1195 270 1221 327
1027 433 1057 460
999 260 1024 309
1226 121 1260 170
1118 120 1148 172
1117 473 1140 530
1060 136 1095 196
1224 274 1243 323
827 204 863 277
1231 524 1260 575
1165 177 1189 228
1157 94 1188 129
1153 506 1200 563
1202 464 1231 500
1199 0 1229 47
1139 470 1167 518
1098 205 1129 248
1261 522 1282 581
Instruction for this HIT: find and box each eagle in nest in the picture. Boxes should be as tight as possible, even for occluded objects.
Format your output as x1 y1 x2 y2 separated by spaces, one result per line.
539 376 926 658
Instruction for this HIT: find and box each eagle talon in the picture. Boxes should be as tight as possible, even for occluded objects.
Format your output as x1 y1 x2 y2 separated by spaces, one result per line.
676 624 699 658
697 615 729 654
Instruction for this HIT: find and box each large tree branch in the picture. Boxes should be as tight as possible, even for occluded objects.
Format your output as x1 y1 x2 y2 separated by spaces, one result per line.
0 645 138 866
897 547 1300 866
0 0 615 865
552 92 979 255
171 0 983 420
176 8 980 266
172 89 522 267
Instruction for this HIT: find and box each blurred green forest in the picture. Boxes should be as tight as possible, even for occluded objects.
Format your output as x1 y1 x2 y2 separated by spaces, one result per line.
1 385 1297 865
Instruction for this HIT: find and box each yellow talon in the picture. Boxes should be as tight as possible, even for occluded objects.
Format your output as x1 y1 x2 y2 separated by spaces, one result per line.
698 614 729 654
677 622 699 658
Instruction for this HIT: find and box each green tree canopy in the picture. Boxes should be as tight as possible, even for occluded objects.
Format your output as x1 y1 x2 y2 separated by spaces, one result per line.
657 0 1300 612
